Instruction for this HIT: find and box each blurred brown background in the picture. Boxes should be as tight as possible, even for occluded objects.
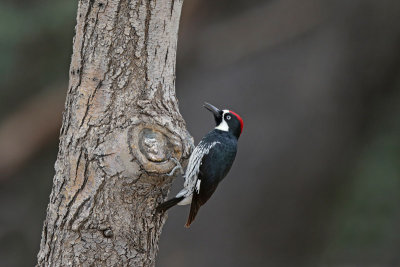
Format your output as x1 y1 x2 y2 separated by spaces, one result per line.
1 0 400 266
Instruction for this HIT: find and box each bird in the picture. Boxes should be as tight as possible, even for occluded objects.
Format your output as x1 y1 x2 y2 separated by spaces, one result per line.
156 102 243 227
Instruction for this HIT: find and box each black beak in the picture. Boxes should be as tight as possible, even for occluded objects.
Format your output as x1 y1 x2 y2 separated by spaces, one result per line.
204 102 222 123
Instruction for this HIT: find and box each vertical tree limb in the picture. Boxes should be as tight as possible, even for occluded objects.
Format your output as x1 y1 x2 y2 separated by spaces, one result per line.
37 0 191 266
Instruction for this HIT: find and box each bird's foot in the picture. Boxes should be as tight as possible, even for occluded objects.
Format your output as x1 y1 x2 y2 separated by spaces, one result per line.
166 157 184 176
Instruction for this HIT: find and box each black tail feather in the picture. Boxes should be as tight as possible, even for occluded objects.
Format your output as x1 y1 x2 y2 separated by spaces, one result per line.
156 197 184 213
185 192 201 228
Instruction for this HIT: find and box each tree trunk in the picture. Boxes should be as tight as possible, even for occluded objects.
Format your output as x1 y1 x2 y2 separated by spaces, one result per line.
37 0 191 266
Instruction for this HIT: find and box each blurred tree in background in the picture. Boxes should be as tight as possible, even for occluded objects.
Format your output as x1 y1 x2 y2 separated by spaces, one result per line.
0 0 399 266
0 1 75 266
0 0 75 112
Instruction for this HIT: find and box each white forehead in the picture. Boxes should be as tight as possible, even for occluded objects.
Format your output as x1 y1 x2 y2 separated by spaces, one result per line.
222 109 229 113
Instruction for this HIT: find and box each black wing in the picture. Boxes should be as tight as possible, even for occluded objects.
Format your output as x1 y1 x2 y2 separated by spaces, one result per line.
185 134 237 227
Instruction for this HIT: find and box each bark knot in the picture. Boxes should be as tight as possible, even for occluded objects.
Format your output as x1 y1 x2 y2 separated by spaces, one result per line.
128 123 182 175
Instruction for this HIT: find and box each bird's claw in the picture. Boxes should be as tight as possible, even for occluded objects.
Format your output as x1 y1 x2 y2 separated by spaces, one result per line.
166 157 184 176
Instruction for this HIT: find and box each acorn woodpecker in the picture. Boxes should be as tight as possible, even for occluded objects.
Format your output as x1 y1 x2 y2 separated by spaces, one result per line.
156 102 243 227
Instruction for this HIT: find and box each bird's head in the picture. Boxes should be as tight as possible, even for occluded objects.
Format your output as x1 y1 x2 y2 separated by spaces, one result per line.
204 102 243 139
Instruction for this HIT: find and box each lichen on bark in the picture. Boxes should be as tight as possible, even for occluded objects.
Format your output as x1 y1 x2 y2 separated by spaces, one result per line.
37 0 191 266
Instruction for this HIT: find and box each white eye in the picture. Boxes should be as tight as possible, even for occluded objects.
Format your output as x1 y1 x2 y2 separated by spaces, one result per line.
226 115 231 120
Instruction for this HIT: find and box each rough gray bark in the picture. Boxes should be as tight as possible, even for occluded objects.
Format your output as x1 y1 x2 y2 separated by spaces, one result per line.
37 0 191 266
